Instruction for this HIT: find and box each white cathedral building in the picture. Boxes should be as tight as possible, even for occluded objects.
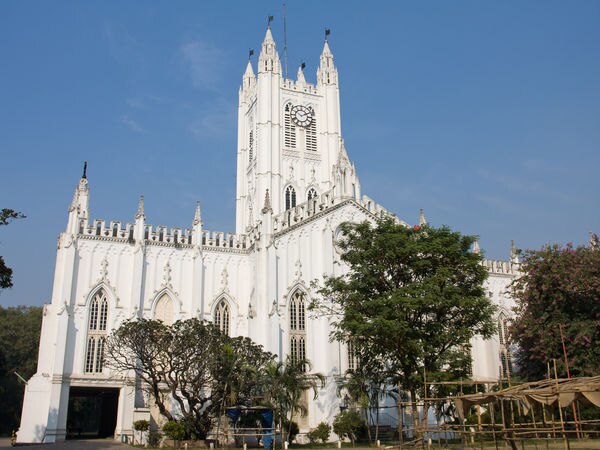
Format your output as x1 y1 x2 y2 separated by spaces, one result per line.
18 25 520 443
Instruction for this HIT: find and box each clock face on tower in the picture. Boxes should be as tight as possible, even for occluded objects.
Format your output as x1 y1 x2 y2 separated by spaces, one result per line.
290 104 313 128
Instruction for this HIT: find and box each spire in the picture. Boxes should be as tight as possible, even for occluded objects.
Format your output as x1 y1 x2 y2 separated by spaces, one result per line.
317 39 338 85
419 208 427 226
261 189 273 214
297 63 306 84
590 232 599 250
510 240 519 263
242 60 256 91
258 25 281 74
135 195 145 220
193 201 202 227
472 239 481 254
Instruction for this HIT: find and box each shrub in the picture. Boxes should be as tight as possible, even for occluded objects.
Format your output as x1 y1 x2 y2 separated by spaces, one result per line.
332 411 365 444
162 420 187 444
307 422 331 443
134 419 150 431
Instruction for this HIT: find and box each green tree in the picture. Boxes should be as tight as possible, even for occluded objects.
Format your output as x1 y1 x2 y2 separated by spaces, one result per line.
0 305 42 435
0 209 25 291
510 243 600 380
106 318 273 440
312 218 496 439
260 356 325 442
332 410 365 445
306 421 331 444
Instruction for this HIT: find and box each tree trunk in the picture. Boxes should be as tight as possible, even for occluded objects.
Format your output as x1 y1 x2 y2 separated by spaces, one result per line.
410 388 420 442
397 393 404 447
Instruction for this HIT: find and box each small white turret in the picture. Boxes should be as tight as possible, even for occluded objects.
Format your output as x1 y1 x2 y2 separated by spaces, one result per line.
317 40 338 86
473 239 481 254
419 208 427 226
297 64 306 85
191 201 203 246
258 26 281 74
242 60 256 90
66 162 90 235
510 240 519 264
133 195 145 242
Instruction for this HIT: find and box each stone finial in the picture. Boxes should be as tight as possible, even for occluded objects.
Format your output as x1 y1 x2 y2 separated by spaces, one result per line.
193 201 202 226
419 208 427 226
510 240 519 262
590 232 599 250
261 189 273 214
297 63 306 84
473 239 481 254
135 195 145 220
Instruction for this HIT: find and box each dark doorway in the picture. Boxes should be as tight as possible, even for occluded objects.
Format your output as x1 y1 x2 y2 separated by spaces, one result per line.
67 387 119 439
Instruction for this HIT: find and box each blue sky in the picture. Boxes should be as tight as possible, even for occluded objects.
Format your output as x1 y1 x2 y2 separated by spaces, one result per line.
1 1 599 307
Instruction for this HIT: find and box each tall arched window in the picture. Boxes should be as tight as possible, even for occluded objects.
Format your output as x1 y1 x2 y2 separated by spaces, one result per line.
214 299 230 335
154 294 174 325
347 340 357 371
285 186 296 210
289 290 306 370
284 104 296 149
305 107 317 151
498 312 513 380
307 188 317 202
85 289 108 373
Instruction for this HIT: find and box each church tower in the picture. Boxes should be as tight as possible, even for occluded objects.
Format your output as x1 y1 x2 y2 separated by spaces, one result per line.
235 26 359 234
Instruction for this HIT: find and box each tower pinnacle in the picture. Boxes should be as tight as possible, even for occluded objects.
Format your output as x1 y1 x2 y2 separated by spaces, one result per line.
317 40 338 85
258 26 281 74
193 201 202 227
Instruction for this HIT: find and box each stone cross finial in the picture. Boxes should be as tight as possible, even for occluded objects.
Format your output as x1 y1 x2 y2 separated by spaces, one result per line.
163 262 172 287
294 259 303 281
419 208 427 226
221 268 229 290
100 258 109 280
135 195 145 220
261 189 273 214
590 232 599 250
193 201 202 226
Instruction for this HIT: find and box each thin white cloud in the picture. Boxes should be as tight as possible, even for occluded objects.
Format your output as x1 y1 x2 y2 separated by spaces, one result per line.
180 40 226 89
188 100 235 140
120 116 148 134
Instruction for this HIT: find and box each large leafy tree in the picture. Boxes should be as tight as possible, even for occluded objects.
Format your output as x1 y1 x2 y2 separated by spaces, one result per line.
0 306 42 435
1 209 26 291
106 318 273 439
510 243 600 380
312 218 496 437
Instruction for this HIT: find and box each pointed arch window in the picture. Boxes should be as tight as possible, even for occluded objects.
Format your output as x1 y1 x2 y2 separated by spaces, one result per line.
154 294 174 325
284 104 296 149
347 340 357 371
85 289 108 373
498 312 513 380
214 299 230 335
305 107 317 151
307 188 317 202
285 185 296 210
289 290 307 370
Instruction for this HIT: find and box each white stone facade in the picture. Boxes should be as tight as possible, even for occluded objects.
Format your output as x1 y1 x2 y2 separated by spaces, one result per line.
18 26 518 443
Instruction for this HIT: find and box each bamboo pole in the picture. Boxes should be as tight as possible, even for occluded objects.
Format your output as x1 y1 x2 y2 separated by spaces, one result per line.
552 359 570 450
559 324 581 439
